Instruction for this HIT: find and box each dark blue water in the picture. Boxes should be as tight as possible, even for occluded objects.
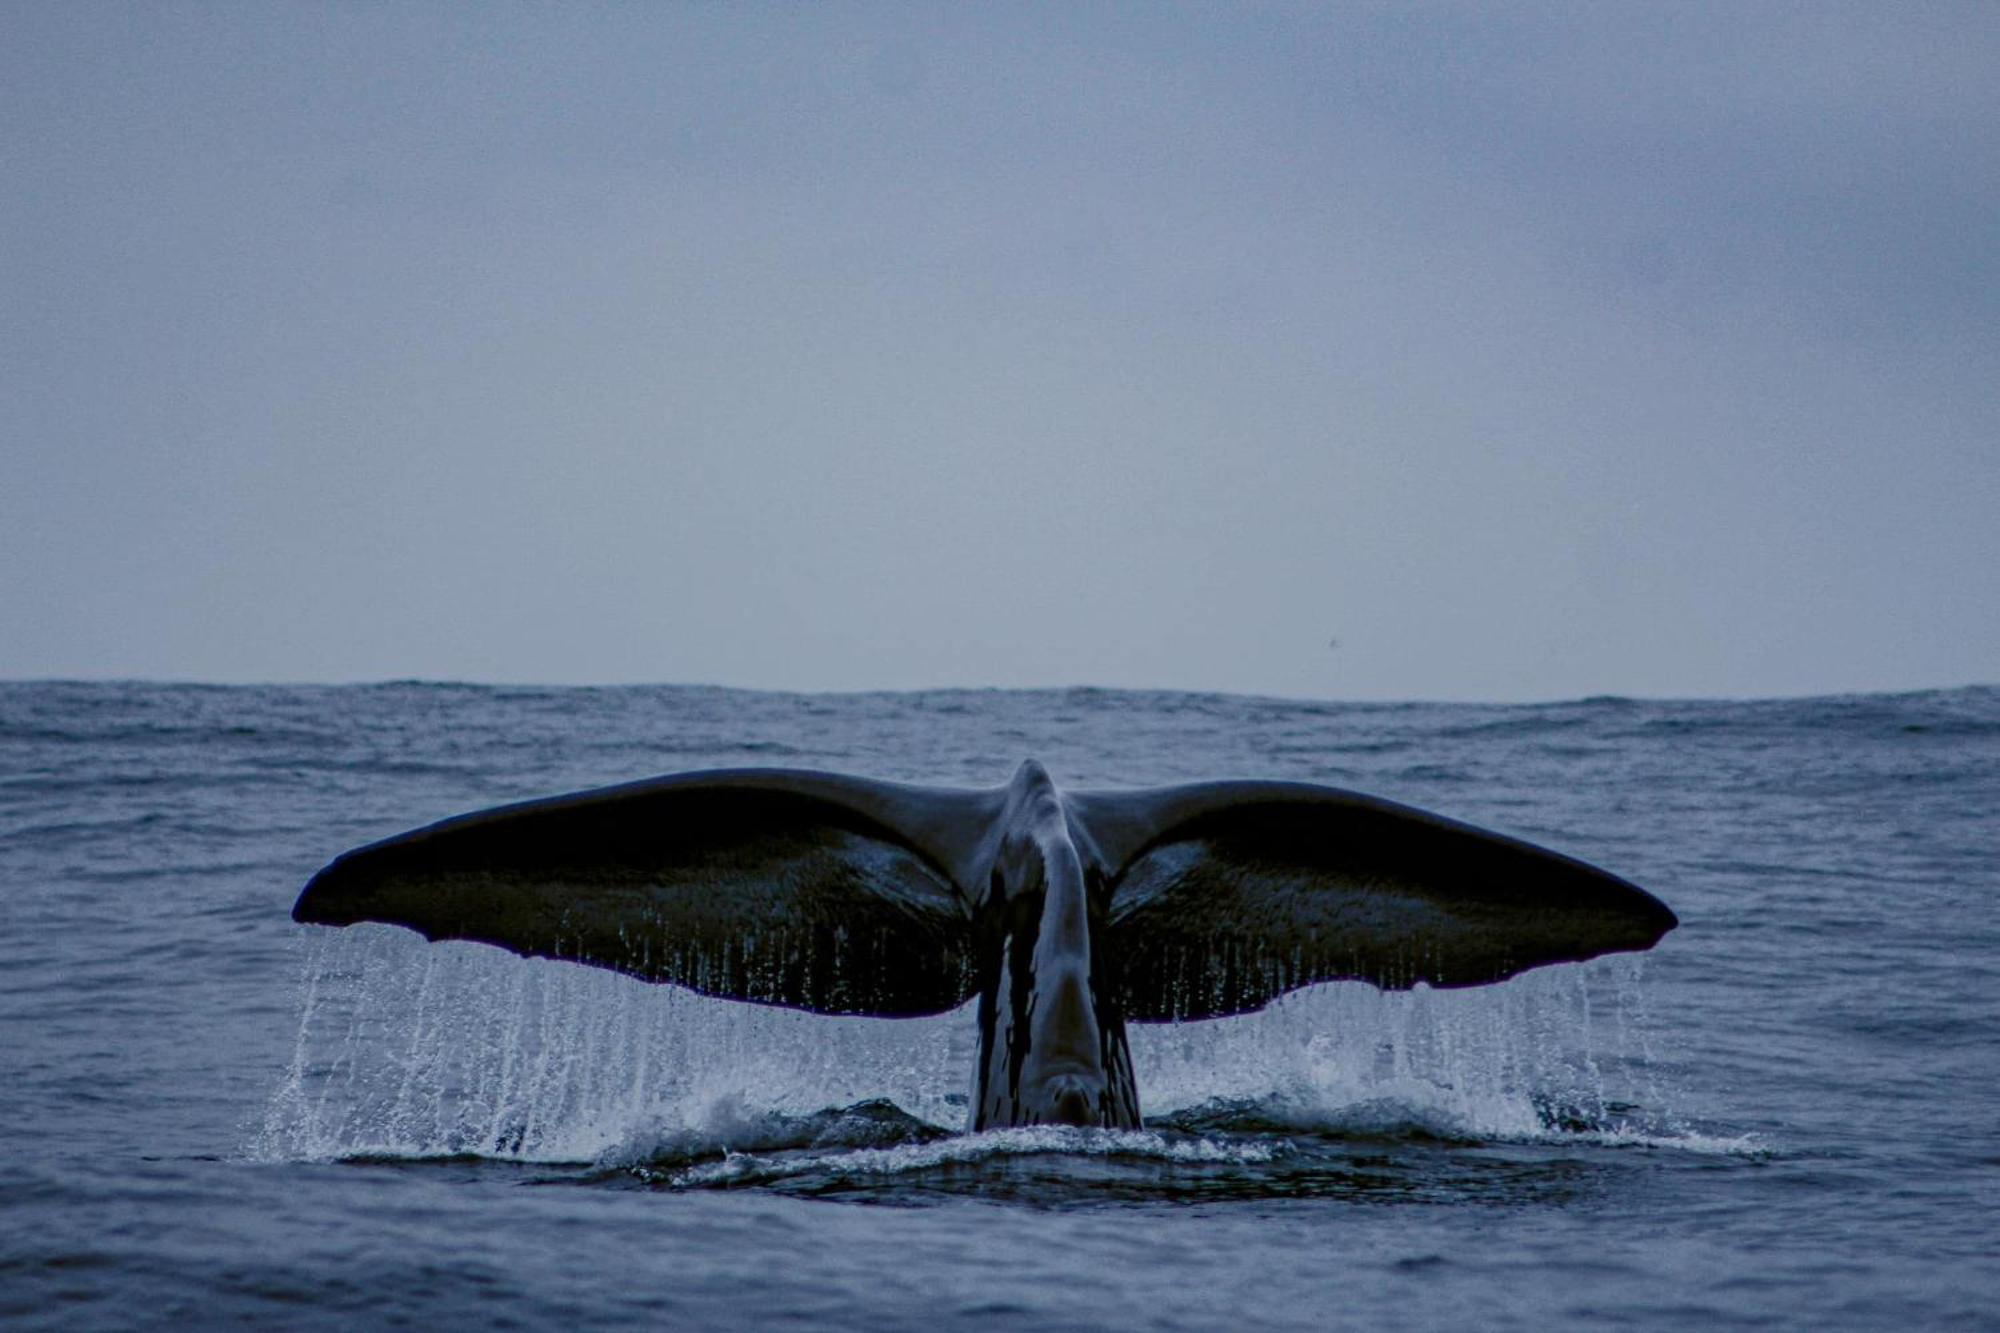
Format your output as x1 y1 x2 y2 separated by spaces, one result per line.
3 682 1996 1328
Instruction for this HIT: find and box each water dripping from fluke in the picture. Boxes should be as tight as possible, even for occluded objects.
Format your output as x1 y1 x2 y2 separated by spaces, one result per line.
254 933 1746 1199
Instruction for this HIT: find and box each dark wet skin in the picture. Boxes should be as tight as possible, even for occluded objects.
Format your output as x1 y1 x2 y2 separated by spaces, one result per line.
972 761 1140 1130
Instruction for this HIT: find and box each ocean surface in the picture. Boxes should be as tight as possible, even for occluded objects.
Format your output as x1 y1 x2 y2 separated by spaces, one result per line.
2 681 1995 1329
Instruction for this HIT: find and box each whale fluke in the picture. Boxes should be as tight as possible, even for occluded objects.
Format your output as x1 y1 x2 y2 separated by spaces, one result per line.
293 764 1677 1130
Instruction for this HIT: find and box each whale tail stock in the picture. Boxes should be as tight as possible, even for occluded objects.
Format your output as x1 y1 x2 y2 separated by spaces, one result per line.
291 767 1676 1023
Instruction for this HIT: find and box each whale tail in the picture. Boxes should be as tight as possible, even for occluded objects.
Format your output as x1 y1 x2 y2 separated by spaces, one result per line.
292 769 1675 1020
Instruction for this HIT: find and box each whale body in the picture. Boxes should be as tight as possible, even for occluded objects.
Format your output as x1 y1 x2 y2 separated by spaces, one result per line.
292 761 1676 1132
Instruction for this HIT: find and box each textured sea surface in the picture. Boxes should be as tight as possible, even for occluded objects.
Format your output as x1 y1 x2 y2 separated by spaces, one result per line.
2 681 1996 1329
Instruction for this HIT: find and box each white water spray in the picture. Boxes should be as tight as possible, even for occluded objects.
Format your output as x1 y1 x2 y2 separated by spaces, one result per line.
256 928 1694 1163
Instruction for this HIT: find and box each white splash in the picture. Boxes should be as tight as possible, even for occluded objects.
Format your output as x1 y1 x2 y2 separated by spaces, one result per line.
254 930 1714 1163
1132 957 1689 1144
665 1125 1278 1189
254 927 966 1163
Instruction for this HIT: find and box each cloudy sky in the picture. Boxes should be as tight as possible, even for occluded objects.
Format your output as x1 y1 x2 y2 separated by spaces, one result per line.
4 4 1994 700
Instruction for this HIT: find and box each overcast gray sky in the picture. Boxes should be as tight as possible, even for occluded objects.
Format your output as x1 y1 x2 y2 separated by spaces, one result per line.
4 3 1994 700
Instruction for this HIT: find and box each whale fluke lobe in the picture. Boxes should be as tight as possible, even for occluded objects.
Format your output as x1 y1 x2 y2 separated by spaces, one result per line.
292 769 993 1017
1079 782 1677 1021
292 764 1676 1131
